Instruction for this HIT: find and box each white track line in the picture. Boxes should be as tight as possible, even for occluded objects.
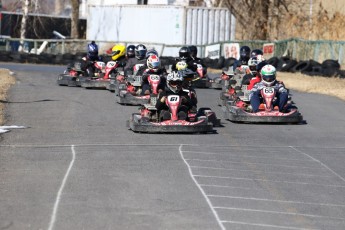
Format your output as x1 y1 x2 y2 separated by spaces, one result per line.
185 158 322 170
178 145 225 230
290 146 345 183
1 143 345 149
207 195 345 207
193 174 345 188
48 145 76 230
214 206 345 220
183 151 315 162
220 220 318 230
190 166 333 178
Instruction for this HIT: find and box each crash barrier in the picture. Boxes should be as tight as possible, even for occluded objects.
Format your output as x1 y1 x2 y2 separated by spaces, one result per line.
1 37 345 64
0 50 343 79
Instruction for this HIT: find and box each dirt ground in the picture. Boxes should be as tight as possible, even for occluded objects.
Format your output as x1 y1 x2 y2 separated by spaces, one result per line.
0 69 344 125
0 69 16 125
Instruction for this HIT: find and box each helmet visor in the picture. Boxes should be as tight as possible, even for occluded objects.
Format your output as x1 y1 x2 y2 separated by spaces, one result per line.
262 74 275 82
151 61 160 69
112 50 120 56
169 80 182 87
136 50 146 58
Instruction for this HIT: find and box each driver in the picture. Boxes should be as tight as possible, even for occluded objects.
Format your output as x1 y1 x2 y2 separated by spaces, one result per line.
156 71 192 121
81 41 102 77
249 65 288 113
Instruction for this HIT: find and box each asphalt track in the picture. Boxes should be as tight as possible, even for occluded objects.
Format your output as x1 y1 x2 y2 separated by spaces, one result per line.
1 62 345 230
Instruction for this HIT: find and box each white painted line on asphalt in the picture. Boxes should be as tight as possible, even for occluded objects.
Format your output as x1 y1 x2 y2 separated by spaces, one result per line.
207 195 345 207
200 184 261 190
220 220 318 230
183 151 315 162
214 206 345 220
193 174 345 188
190 166 333 178
0 143 189 148
1 143 345 149
186 158 325 170
290 146 345 183
48 145 76 230
178 145 225 230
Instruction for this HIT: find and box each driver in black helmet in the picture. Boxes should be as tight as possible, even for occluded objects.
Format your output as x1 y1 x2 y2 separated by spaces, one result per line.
232 45 251 71
250 49 263 58
188 45 207 76
171 46 198 72
124 44 147 75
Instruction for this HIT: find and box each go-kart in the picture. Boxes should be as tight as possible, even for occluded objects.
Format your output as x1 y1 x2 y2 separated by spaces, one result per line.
222 85 303 123
116 74 162 105
191 64 211 88
57 62 85 87
80 61 117 90
105 61 125 92
111 63 144 95
218 70 243 106
127 94 217 133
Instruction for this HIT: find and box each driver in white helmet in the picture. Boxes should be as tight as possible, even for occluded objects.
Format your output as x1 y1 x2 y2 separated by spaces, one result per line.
249 64 289 113
156 71 193 121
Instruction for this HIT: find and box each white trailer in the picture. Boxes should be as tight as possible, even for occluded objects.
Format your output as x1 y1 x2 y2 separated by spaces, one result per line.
87 5 235 57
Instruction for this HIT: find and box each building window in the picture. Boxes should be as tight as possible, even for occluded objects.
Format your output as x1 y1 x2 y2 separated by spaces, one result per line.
138 0 148 5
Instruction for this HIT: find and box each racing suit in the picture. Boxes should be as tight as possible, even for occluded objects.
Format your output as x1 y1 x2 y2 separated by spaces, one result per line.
241 72 261 90
140 68 167 96
81 56 102 77
156 86 193 121
124 57 146 75
249 81 288 112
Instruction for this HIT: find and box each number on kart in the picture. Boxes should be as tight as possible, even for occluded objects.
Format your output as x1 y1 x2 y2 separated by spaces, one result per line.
264 87 274 94
149 75 160 81
107 62 116 67
169 96 178 102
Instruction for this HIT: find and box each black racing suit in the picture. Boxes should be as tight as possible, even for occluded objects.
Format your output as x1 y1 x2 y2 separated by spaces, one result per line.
81 56 102 77
155 86 193 121
124 57 146 75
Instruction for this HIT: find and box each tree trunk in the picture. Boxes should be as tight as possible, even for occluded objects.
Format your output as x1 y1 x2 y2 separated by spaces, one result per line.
19 0 30 51
71 0 80 39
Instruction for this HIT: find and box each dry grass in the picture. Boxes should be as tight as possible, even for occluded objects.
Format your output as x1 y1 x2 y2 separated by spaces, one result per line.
278 72 345 101
0 69 16 125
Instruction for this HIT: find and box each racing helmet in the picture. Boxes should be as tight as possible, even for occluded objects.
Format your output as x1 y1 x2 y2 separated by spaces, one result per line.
146 48 159 59
176 61 188 71
188 45 198 58
126 45 135 58
250 49 263 58
167 71 183 93
111 44 126 61
135 44 147 60
239 45 251 63
261 64 276 86
147 54 161 72
248 55 265 73
179 46 191 60
87 41 99 61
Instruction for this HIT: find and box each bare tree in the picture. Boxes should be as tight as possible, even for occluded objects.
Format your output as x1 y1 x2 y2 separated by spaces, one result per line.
70 0 80 38
19 0 30 51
